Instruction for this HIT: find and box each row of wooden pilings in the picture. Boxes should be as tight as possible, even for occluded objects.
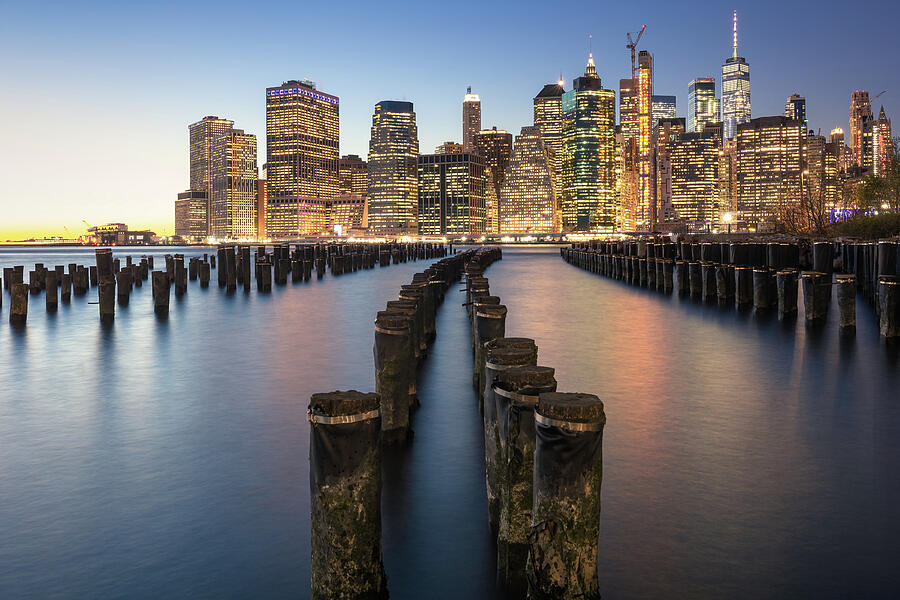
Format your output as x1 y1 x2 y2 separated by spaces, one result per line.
561 238 900 338
305 247 472 600
1 242 447 324
465 249 607 599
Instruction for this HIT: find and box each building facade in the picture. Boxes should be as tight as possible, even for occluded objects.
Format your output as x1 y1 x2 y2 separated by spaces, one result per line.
636 51 655 230
265 80 340 237
189 116 234 236
175 190 208 239
735 116 804 229
367 100 419 234
339 155 368 196
435 141 464 155
785 94 808 134
849 90 873 170
722 11 750 139
474 127 513 233
560 54 615 231
668 131 721 224
499 125 557 233
652 95 677 126
533 81 565 195
417 152 486 235
873 106 893 176
688 77 720 133
210 129 258 239
462 88 481 152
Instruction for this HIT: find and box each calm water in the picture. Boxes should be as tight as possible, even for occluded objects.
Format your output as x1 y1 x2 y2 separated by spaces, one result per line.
1 245 898 599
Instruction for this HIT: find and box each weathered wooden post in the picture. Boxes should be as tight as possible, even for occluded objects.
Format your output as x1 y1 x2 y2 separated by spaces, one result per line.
199 262 210 287
878 276 900 338
9 283 28 324
801 271 830 323
752 268 776 311
735 265 753 307
45 270 58 310
116 269 131 305
225 246 237 290
836 274 856 331
89 266 98 287
701 262 717 301
152 271 169 316
494 366 557 589
374 312 413 443
95 249 115 322
813 242 834 274
474 304 508 399
60 273 72 303
483 340 537 535
217 247 227 287
688 261 702 298
308 391 387 600
675 260 688 294
529 392 606 600
716 264 735 302
776 269 799 319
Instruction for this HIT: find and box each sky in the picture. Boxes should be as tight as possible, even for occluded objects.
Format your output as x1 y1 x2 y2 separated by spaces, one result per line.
1 0 898 240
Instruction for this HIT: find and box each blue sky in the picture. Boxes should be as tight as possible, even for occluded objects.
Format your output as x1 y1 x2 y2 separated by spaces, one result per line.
1 0 897 237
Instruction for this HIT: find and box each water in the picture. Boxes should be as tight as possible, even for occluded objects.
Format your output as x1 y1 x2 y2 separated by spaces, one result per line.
1 245 898 599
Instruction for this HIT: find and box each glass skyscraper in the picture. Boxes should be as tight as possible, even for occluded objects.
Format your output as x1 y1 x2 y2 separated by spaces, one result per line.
474 127 512 233
367 101 419 234
417 152 486 235
265 80 340 237
533 81 565 195
722 12 750 140
688 77 720 133
784 94 807 135
210 129 258 239
560 54 616 231
652 95 677 126
189 115 234 236
499 126 556 233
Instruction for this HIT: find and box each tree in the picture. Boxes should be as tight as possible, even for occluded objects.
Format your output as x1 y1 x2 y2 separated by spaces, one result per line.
856 137 900 211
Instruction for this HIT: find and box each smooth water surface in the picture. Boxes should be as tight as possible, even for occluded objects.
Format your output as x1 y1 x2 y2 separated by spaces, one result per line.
1 245 898 599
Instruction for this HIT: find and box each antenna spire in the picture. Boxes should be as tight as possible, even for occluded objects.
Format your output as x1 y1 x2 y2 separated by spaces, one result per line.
732 10 738 60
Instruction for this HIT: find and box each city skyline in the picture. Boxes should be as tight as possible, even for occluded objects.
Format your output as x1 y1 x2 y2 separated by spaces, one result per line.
2 0 899 239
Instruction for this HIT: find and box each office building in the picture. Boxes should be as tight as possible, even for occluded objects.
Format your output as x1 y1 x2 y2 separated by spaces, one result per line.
499 125 557 233
462 87 481 152
368 100 419 233
189 115 234 235
688 77 720 133
175 190 208 240
849 90 873 170
417 152 486 235
668 131 721 224
339 155 368 196
265 79 340 237
874 106 893 176
533 80 565 191
636 51 654 230
435 141 464 155
561 53 616 230
722 11 751 139
735 116 804 229
475 127 513 232
785 94 807 134
328 195 368 232
652 95 677 126
210 129 258 239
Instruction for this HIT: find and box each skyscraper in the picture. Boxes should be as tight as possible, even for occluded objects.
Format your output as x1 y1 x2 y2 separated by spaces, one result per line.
668 130 721 224
417 152 486 235
189 115 234 235
265 80 340 237
462 87 481 152
688 77 720 133
368 100 419 234
636 50 654 230
435 141 464 155
475 127 513 233
560 53 616 231
339 155 368 196
735 116 804 229
874 106 893 176
722 11 751 140
652 95 677 126
499 126 557 233
849 90 873 171
533 80 565 192
784 94 807 134
210 129 258 239
175 190 209 240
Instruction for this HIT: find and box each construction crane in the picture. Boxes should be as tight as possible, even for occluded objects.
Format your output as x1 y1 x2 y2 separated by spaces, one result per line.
873 90 887 101
626 25 647 81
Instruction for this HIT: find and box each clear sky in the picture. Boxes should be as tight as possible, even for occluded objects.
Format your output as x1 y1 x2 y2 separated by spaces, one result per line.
1 0 897 240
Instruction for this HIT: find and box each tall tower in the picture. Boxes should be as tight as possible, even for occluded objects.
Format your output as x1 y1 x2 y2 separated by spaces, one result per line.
462 87 481 152
474 127 513 233
210 129 258 239
499 126 557 233
722 10 751 140
784 94 807 135
637 50 654 230
265 80 340 237
189 115 234 235
367 101 419 234
688 78 720 133
874 106 893 176
849 91 874 170
560 53 616 231
533 80 565 191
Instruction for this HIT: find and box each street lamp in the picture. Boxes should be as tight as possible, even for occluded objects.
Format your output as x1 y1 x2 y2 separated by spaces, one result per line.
722 212 734 234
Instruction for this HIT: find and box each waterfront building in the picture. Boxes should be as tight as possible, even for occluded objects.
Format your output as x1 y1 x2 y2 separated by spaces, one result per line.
367 100 419 234
735 116 804 229
560 54 616 231
257 170 266 240
533 81 565 191
636 50 654 230
435 141 464 155
462 87 481 152
616 130 639 231
688 77 720 133
785 94 808 135
654 118 687 225
806 134 841 209
652 95 677 127
328 194 368 232
189 115 234 235
499 125 557 233
265 79 340 237
210 129 258 239
874 106 893 176
339 155 368 196
668 131 721 224
175 190 208 240
722 11 750 139
475 127 513 232
417 152 486 235
849 90 873 170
